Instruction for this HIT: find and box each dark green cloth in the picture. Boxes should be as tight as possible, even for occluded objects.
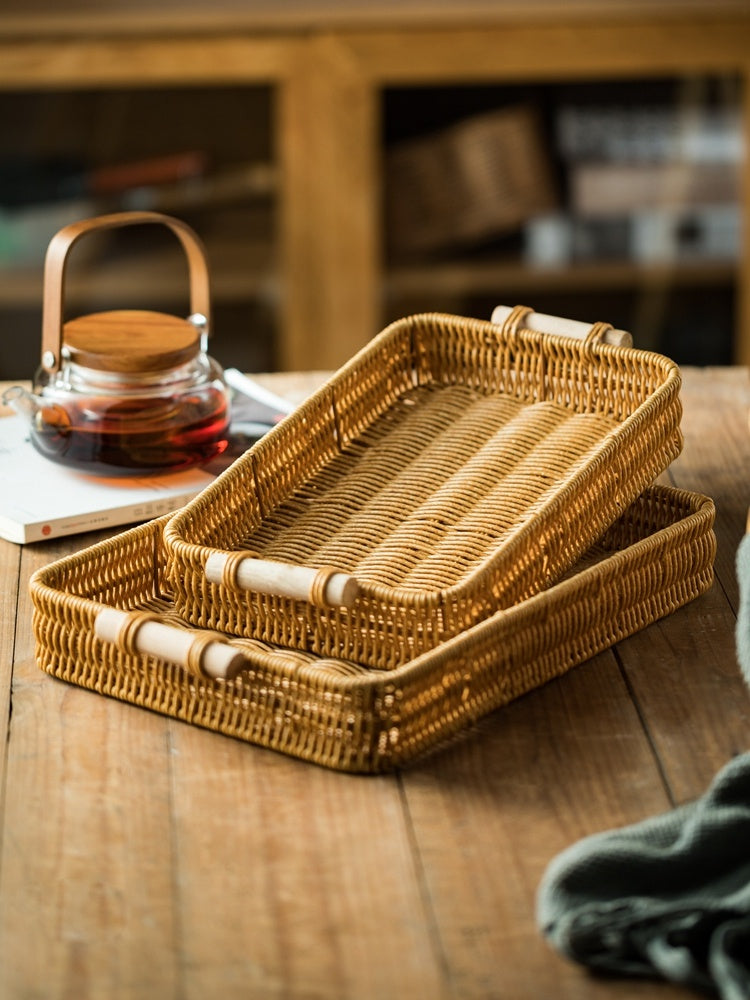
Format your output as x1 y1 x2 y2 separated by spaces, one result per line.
536 533 750 999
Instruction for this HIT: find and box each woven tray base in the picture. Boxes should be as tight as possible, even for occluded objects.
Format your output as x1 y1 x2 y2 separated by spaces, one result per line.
242 386 617 590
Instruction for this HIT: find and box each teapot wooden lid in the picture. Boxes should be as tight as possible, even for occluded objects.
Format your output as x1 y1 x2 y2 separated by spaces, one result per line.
62 310 201 373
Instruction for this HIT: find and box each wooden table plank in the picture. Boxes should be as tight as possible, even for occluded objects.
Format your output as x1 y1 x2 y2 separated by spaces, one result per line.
614 584 749 804
615 367 750 803
668 367 750 610
0 539 20 821
399 649 681 999
0 542 180 999
167 726 442 1000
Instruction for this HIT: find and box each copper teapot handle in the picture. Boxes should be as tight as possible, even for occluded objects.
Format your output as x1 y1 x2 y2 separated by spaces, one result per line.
41 210 211 375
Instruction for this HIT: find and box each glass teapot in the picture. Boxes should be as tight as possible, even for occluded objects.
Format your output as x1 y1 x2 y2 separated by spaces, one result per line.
2 211 231 476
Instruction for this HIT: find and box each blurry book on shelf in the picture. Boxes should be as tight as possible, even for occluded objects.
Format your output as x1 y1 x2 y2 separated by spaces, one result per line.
0 198 97 268
555 105 742 164
629 204 739 263
524 206 740 266
0 153 275 269
0 151 207 208
0 151 206 268
568 160 740 216
523 214 630 265
526 99 743 269
122 162 276 214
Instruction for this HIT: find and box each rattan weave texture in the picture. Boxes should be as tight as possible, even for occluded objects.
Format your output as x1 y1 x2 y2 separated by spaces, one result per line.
164 310 683 669
30 486 714 772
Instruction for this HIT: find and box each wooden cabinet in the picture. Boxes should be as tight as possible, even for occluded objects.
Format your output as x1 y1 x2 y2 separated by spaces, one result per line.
0 85 278 378
381 76 742 364
0 3 749 374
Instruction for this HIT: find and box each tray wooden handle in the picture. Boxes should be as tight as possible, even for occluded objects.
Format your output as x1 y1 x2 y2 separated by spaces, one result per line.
95 607 246 681
204 553 361 608
491 304 633 347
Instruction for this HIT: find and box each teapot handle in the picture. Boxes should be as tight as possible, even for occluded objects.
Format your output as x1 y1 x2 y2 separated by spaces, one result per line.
40 210 211 375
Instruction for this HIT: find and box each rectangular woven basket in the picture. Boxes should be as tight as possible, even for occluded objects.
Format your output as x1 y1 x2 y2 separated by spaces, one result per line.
30 486 715 773
384 104 557 256
163 309 683 669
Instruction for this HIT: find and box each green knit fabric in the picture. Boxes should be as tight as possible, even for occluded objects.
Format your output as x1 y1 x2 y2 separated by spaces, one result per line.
536 533 750 999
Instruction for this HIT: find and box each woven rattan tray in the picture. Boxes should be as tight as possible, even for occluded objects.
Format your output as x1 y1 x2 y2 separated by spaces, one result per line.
30 486 714 772
163 308 683 669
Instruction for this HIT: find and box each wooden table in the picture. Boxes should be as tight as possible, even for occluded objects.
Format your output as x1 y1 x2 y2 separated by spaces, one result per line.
1 367 749 1000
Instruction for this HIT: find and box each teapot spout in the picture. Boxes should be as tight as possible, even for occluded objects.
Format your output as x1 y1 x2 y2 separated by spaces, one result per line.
2 385 72 457
2 384 41 422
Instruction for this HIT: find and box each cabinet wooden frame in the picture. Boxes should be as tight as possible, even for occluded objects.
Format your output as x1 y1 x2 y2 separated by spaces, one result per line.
0 11 748 368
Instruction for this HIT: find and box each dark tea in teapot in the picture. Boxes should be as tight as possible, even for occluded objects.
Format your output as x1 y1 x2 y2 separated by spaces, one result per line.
12 379 230 475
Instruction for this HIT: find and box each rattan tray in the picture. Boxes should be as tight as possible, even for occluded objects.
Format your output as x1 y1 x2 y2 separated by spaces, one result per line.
30 485 714 772
163 308 683 669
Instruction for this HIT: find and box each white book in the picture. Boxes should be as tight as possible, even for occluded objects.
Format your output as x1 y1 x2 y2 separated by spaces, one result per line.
0 413 216 544
0 381 293 545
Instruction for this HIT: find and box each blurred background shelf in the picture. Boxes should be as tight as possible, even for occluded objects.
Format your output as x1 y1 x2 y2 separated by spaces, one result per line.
387 257 738 300
381 73 742 363
0 237 276 308
0 2 748 379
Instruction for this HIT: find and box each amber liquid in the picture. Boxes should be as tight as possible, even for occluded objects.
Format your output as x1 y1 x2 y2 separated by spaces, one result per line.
30 389 230 476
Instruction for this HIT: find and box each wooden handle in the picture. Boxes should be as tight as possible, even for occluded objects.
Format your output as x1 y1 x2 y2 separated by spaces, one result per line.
204 553 360 608
491 304 633 348
41 210 211 374
95 607 246 681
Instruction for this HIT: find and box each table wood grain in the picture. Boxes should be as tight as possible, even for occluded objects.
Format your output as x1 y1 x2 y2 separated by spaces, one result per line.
0 367 749 1000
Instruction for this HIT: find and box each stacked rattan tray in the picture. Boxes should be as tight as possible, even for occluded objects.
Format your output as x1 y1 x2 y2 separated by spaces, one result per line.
163 307 683 669
29 305 711 771
30 485 714 772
